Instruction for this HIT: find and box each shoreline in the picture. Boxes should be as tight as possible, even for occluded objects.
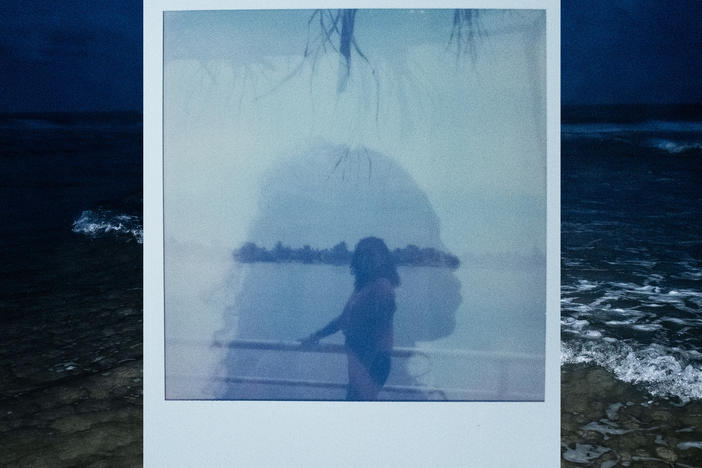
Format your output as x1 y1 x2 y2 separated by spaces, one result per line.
0 361 142 467
0 236 143 467
3 304 702 466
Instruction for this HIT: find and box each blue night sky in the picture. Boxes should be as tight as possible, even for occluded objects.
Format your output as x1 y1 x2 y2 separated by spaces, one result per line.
562 0 702 105
0 0 142 112
1 1 701 112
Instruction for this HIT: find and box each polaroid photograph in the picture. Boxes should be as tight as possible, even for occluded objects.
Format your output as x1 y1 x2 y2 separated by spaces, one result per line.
145 1 560 465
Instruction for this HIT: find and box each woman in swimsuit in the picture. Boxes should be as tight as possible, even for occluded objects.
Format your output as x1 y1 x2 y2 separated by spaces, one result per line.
302 237 400 400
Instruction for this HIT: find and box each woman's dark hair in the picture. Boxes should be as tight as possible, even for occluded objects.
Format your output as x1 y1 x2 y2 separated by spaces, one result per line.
350 237 400 290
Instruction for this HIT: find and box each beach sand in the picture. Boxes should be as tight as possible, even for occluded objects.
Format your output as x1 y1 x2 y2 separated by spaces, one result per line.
562 364 702 467
0 236 142 467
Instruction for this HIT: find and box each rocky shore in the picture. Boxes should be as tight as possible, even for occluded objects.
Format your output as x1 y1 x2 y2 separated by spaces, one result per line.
562 364 702 467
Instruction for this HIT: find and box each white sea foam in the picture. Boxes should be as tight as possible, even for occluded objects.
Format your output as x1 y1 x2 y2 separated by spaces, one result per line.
72 210 143 243
673 261 702 281
661 317 688 325
605 320 638 327
677 427 696 433
606 402 623 420
677 441 702 450
631 323 663 332
561 341 702 402
584 330 603 339
569 318 590 330
562 444 610 464
582 421 632 438
577 279 599 291
562 278 702 329
647 138 702 154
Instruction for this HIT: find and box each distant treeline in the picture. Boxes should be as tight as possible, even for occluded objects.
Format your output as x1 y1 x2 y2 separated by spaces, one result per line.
234 241 460 269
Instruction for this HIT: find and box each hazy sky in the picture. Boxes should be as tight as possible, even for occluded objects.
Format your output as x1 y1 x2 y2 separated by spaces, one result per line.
562 0 702 105
163 9 546 256
0 0 141 112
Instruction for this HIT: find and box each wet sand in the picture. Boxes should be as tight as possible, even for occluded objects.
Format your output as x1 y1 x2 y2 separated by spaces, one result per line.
562 364 702 467
0 237 142 467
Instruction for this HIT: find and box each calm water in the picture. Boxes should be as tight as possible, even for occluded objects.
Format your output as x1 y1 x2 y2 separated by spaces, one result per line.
165 259 545 401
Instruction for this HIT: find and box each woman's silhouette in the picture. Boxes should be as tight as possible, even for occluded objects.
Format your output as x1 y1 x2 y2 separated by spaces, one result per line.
213 144 461 401
302 237 400 400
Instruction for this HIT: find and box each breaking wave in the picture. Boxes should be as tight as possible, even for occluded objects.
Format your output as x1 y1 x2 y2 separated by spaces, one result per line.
646 138 702 154
72 209 143 243
561 340 702 402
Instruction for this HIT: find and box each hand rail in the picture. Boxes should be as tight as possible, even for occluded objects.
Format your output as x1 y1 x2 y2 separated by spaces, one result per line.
168 338 544 362
166 338 545 401
168 374 544 401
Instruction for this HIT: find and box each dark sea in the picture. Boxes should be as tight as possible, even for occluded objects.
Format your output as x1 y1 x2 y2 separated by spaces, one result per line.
561 105 702 466
2 108 702 465
0 113 143 466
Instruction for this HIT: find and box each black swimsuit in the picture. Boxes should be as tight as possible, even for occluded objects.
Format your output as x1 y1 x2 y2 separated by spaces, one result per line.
345 352 390 400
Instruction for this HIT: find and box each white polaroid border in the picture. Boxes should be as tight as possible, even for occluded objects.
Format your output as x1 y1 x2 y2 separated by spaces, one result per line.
144 1 560 466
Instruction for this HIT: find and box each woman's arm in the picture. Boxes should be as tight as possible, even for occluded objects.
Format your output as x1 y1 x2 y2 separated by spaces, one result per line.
300 316 341 345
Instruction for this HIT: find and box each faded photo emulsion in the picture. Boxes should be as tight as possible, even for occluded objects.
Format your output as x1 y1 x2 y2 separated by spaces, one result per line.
162 9 547 402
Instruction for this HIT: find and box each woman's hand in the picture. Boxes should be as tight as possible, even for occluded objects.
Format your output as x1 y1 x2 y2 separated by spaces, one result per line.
299 316 340 347
299 334 320 348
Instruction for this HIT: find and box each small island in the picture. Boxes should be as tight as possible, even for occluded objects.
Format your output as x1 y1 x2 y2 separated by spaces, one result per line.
234 241 460 269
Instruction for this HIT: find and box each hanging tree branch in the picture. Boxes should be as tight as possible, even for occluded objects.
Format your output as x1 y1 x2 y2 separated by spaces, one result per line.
257 10 482 126
448 9 483 62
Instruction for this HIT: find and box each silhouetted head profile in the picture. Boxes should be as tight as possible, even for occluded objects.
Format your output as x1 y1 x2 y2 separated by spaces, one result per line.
216 143 461 399
350 237 400 290
225 143 460 345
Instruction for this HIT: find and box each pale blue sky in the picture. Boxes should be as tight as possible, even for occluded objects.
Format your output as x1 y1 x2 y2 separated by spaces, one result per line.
163 9 546 257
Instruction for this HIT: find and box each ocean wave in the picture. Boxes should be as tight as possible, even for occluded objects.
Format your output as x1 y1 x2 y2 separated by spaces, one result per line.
562 120 702 135
646 138 702 154
0 112 142 131
72 209 143 243
0 118 63 129
561 273 702 401
562 279 702 319
561 340 702 402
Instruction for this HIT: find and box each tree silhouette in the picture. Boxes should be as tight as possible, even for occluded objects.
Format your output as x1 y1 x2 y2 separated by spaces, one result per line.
234 241 459 269
330 241 350 264
273 241 292 262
